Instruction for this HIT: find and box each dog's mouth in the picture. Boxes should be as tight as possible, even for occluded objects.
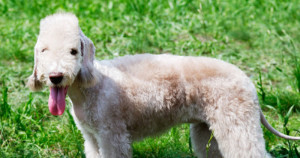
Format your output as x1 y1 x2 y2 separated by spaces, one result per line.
48 86 68 115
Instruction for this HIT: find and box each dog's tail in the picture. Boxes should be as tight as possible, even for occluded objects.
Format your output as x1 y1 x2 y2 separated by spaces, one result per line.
260 110 300 140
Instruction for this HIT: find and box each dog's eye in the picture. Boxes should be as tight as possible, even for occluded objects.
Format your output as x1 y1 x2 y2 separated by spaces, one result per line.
41 48 47 53
70 49 78 55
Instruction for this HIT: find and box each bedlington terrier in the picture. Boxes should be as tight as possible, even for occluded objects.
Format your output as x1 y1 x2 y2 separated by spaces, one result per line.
28 13 300 158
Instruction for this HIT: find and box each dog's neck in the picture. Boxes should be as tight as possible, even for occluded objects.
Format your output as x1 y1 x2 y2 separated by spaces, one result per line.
68 77 102 122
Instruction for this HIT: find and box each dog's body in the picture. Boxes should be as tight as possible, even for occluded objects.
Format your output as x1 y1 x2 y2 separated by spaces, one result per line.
71 54 263 158
28 13 299 158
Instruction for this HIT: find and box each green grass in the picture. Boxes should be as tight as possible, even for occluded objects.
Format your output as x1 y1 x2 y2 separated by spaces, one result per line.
0 0 299 157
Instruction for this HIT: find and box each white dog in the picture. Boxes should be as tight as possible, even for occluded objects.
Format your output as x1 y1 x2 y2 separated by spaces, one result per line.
28 13 299 158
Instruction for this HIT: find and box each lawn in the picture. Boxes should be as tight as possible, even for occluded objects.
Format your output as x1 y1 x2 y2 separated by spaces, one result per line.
0 0 299 157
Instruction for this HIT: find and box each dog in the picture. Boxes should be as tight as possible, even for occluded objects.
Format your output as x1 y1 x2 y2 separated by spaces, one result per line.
28 13 300 158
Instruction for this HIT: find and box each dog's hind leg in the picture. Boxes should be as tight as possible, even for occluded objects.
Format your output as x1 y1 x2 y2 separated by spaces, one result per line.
206 99 271 158
190 123 222 158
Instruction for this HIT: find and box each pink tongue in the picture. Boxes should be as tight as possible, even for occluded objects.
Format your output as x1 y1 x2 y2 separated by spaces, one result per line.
48 87 68 115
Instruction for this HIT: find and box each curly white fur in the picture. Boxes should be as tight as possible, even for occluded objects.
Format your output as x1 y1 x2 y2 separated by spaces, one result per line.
28 13 299 158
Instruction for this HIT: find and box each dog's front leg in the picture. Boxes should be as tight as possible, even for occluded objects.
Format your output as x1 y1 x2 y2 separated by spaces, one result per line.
81 130 102 158
96 126 132 158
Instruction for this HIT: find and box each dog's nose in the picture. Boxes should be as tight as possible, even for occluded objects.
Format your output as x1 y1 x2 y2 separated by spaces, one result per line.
49 72 64 85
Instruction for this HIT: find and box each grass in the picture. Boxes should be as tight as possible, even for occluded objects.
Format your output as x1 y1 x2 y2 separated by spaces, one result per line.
0 0 299 157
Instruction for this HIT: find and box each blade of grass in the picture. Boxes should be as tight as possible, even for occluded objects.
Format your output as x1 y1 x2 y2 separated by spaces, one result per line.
206 131 214 158
0 86 11 119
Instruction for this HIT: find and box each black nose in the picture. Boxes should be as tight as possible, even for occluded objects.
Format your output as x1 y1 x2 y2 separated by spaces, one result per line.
49 72 64 85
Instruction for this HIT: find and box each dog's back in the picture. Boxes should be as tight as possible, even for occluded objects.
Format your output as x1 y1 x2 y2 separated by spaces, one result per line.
99 54 246 82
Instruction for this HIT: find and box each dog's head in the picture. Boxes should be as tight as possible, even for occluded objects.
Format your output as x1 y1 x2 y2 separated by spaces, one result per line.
27 13 99 115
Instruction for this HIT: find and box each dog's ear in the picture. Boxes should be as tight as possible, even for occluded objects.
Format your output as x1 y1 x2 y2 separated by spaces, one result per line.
27 47 43 91
77 30 100 87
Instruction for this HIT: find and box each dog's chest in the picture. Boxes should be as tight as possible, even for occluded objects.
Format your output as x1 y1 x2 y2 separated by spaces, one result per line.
71 106 99 134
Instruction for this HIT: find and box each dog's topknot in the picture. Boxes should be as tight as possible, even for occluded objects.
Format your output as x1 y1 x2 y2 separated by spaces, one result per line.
39 13 79 40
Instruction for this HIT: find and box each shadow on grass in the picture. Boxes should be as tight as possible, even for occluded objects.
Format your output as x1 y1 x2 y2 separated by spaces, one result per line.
133 145 195 158
261 91 300 113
